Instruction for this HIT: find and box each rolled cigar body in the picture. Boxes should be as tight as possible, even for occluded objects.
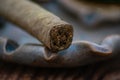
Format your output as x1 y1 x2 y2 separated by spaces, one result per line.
0 0 73 52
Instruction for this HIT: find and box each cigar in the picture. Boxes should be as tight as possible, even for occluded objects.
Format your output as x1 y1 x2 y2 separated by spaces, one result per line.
0 0 73 52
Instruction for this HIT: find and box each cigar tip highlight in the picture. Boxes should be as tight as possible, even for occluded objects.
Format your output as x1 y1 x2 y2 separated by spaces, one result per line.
50 24 73 52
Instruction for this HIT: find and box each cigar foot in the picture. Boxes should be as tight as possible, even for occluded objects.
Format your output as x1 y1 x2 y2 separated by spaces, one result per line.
50 24 73 52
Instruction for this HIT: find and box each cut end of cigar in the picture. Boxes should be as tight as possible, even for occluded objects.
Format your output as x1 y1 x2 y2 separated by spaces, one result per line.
50 24 73 52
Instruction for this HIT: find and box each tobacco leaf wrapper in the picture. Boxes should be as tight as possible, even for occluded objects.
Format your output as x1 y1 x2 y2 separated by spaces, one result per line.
0 0 73 52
